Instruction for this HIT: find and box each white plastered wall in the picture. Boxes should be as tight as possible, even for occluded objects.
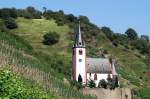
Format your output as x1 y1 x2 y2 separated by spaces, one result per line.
87 73 112 86
75 48 86 83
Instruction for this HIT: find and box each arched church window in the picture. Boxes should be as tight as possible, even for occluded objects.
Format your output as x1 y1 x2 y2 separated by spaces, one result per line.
79 50 82 55
94 73 97 80
78 74 82 83
89 73 91 76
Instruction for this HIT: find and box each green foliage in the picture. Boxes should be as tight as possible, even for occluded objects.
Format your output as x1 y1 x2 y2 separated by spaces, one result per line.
125 28 138 40
0 7 149 99
0 19 6 31
117 67 140 86
145 54 150 66
0 68 57 99
25 6 42 19
0 7 42 20
0 32 33 53
43 32 60 45
79 15 90 24
98 79 107 89
88 47 100 57
107 78 117 90
101 27 114 41
0 31 95 99
139 87 150 99
97 77 118 89
0 8 17 19
141 35 149 42
43 10 67 26
4 18 18 29
88 80 96 88
130 39 150 54
102 26 150 55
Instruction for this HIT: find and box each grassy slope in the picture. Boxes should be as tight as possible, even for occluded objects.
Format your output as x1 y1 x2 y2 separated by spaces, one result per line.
0 19 96 99
11 18 72 56
8 17 150 98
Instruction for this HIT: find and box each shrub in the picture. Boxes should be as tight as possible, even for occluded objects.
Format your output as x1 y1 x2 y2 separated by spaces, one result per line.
43 32 60 45
4 18 18 29
103 49 108 54
98 79 107 89
88 80 96 88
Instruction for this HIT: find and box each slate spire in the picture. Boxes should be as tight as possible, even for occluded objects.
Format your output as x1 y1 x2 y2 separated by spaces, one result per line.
74 21 85 48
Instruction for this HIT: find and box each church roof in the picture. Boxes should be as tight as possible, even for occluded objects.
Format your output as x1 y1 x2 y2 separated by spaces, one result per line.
86 58 112 73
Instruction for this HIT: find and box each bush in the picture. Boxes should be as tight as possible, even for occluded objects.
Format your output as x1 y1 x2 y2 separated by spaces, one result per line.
43 32 60 45
88 80 96 88
4 18 18 29
0 68 55 98
130 39 150 54
98 79 107 89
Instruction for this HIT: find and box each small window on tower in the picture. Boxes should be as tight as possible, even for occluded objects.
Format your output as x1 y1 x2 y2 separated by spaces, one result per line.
79 59 82 62
79 50 83 55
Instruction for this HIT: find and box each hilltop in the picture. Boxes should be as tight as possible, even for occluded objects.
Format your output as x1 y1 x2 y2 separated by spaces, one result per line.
0 7 150 99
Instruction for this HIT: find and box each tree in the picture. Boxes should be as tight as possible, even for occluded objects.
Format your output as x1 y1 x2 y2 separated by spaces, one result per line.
66 14 77 22
79 16 90 24
101 27 114 41
42 7 47 13
125 28 138 40
0 8 17 19
131 39 150 54
43 10 54 20
43 32 60 45
141 35 149 42
24 6 42 19
26 6 36 14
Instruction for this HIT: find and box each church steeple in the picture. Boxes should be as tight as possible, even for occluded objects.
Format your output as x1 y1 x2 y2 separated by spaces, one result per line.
74 21 85 48
72 21 86 84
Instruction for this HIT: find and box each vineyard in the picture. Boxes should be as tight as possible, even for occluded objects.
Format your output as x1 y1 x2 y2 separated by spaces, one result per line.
0 31 97 99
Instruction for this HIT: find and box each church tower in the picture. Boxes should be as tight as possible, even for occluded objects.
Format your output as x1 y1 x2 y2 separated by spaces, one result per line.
72 21 86 84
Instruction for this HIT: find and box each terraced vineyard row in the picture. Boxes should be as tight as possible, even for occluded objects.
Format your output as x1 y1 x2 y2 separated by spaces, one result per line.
0 32 97 99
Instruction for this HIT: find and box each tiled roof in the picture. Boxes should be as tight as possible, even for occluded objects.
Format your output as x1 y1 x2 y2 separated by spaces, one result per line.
86 58 112 73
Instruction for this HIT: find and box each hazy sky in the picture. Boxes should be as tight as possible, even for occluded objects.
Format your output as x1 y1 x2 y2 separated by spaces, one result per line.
0 0 149 36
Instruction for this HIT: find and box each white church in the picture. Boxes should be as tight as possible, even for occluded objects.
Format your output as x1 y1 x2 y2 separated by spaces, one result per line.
72 22 118 86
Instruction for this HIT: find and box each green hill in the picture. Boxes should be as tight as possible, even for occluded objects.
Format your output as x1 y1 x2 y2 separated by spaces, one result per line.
0 7 150 99
8 17 150 98
0 26 96 98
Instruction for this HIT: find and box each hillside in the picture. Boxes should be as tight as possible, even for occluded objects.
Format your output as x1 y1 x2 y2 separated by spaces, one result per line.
0 30 96 98
0 7 150 99
7 17 150 98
